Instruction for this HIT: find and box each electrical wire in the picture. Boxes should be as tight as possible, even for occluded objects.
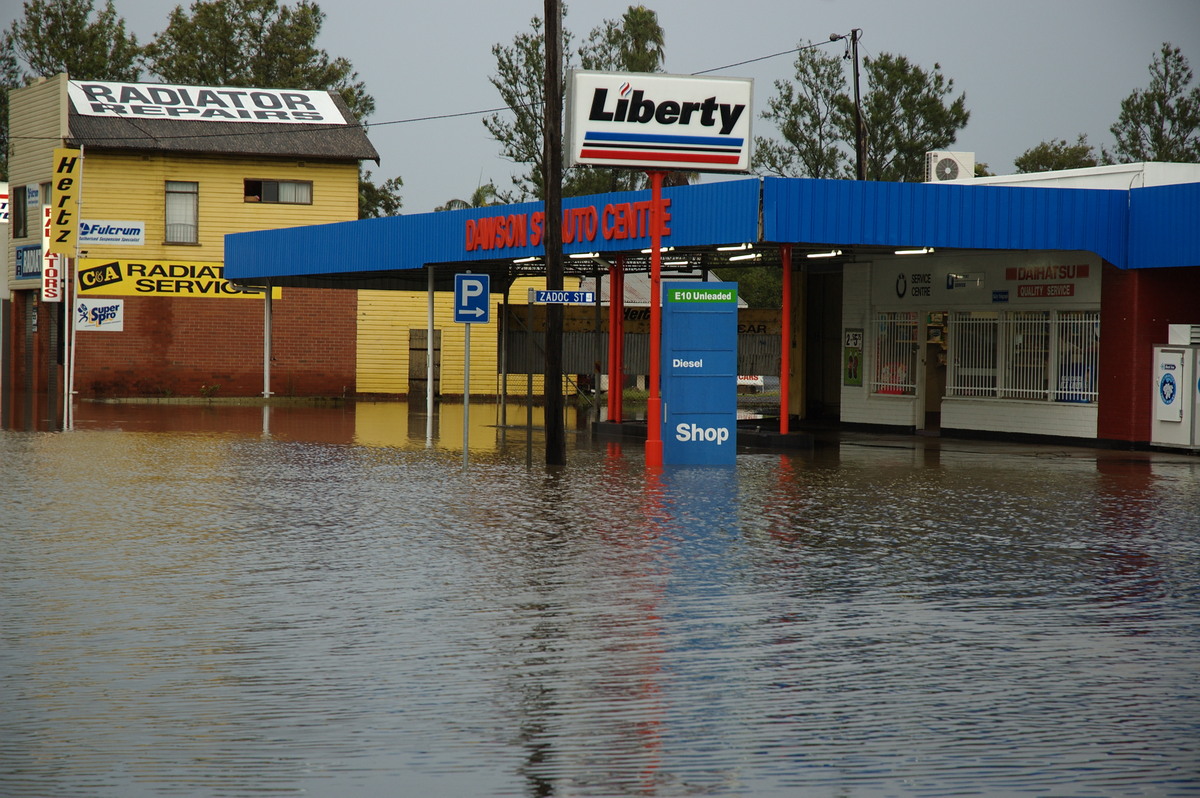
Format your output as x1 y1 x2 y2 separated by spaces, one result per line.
10 39 840 144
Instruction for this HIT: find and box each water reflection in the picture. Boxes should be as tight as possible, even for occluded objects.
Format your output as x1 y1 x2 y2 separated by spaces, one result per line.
2 403 1199 797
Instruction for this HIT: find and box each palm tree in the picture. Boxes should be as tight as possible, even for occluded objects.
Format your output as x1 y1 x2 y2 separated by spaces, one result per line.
434 182 499 212
618 5 664 73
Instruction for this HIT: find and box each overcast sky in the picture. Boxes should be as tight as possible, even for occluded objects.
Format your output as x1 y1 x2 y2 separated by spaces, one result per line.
4 0 1199 213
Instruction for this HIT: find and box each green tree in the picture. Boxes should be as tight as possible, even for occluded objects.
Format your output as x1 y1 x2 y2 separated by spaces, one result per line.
484 5 668 202
435 182 499 212
145 0 372 120
578 4 663 74
1110 42 1200 163
1014 134 1103 173
4 0 142 81
855 53 970 182
1 0 143 178
0 39 20 180
484 12 559 203
753 43 848 178
358 170 403 218
147 0 400 217
754 47 969 183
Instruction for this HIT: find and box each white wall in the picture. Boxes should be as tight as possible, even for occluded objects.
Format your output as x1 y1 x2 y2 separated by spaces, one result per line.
839 254 1102 438
949 162 1200 190
840 261 922 429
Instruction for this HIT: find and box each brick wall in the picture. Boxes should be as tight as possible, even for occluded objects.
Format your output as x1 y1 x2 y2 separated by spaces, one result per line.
1099 263 1200 445
76 288 356 398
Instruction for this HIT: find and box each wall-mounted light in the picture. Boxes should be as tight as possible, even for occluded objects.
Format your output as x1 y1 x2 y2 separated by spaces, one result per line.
512 256 539 264
728 252 762 262
895 247 935 255
568 252 600 260
806 249 843 259
717 243 752 252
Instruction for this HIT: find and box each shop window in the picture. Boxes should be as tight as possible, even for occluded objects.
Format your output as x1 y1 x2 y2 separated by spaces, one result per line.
1054 310 1100 403
1002 311 1050 400
947 311 997 396
165 181 198 244
872 311 918 395
244 179 312 204
947 310 1099 403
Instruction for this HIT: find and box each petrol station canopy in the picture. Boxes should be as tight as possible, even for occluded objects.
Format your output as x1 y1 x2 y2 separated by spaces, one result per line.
224 176 1200 292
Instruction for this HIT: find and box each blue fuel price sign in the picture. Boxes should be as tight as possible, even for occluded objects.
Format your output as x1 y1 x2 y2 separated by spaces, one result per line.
661 282 739 466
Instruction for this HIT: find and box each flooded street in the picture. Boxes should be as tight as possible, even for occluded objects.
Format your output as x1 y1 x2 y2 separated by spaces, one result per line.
3 401 1200 796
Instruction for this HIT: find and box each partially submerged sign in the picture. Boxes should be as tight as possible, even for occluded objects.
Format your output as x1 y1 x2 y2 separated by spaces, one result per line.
661 282 740 466
566 70 752 173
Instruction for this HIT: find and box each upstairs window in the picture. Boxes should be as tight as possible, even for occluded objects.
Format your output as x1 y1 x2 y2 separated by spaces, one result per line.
244 179 312 205
12 185 27 239
165 181 198 244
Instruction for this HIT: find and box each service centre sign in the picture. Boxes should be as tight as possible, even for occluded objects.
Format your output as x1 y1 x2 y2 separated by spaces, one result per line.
566 70 752 173
68 80 346 124
77 258 278 299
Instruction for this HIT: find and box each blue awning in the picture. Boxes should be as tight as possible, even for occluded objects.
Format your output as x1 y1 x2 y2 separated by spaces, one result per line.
224 176 1200 286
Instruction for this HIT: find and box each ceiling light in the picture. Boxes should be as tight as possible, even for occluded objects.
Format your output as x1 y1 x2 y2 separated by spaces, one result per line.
716 243 751 252
806 249 843 259
568 252 600 259
895 247 934 255
728 252 761 262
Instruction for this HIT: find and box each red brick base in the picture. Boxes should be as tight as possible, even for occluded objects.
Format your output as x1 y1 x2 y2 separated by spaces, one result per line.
76 288 357 398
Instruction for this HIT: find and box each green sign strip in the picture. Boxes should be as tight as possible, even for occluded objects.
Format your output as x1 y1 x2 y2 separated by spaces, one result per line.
666 287 738 303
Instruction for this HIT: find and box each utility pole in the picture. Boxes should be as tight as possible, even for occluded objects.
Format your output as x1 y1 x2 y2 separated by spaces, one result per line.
543 0 566 466
831 29 866 180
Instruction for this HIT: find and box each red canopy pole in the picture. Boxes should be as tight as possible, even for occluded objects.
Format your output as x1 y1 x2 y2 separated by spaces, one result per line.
607 256 621 423
646 170 665 468
780 244 792 435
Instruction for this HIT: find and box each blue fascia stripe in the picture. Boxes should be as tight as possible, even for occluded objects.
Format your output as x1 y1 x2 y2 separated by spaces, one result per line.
583 130 745 147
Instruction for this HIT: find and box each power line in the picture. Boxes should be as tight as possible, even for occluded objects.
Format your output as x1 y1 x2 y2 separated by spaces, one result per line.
12 39 838 145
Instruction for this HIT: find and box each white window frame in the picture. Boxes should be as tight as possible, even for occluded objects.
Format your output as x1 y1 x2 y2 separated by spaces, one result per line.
165 181 199 244
871 311 919 396
947 309 1100 403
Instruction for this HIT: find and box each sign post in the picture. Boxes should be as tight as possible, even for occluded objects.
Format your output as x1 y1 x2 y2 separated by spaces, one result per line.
565 69 752 469
454 273 490 467
526 288 597 467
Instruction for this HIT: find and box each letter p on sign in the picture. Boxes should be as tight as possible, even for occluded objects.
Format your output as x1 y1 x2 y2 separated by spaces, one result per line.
454 273 490 324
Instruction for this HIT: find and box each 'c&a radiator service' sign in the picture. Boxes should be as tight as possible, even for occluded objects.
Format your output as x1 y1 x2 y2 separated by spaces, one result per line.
76 258 278 299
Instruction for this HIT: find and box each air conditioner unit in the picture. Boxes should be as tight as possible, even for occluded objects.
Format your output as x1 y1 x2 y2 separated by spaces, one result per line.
925 151 975 182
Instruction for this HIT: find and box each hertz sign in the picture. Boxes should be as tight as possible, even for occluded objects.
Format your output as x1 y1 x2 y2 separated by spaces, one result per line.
77 258 277 298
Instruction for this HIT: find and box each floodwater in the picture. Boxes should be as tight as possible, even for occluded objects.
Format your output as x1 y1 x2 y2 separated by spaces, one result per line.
3 401 1200 797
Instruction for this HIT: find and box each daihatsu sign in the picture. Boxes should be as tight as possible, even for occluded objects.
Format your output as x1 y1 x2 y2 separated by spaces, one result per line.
566 70 752 173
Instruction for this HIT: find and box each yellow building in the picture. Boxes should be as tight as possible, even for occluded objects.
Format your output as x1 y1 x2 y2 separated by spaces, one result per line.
3 74 377 422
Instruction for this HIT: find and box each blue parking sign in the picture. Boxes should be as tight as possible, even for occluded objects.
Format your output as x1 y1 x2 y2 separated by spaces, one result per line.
454 274 490 324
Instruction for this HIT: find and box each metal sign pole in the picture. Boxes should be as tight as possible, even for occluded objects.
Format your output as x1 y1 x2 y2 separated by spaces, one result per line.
454 272 490 469
463 320 471 469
